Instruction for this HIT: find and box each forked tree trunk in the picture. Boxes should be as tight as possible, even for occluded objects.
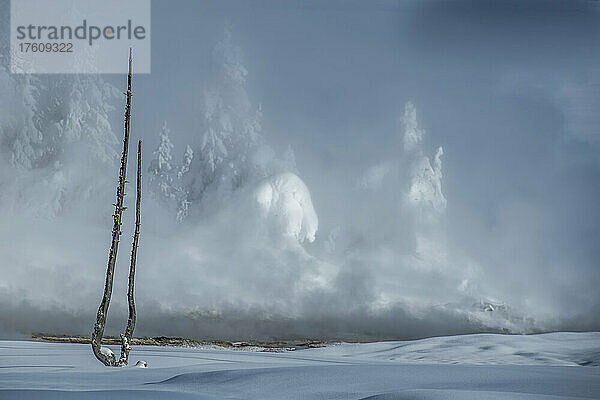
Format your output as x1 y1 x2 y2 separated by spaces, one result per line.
118 140 142 366
91 49 135 367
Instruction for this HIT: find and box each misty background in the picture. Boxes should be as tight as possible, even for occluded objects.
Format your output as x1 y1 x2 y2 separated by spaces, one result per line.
0 0 599 341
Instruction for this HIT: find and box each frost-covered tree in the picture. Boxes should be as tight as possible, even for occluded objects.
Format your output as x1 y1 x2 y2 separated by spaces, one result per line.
402 101 425 153
408 146 445 214
354 101 446 257
178 145 194 179
37 75 118 168
147 122 195 223
186 23 265 208
175 145 194 222
153 121 174 173
3 74 41 169
397 101 447 261
62 75 119 166
148 121 175 200
0 23 117 171
147 23 317 238
0 8 38 170
0 54 119 217
401 102 446 216
3 74 118 170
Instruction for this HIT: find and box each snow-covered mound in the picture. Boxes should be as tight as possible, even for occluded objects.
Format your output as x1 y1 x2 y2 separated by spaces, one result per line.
254 172 318 243
0 333 598 399
315 332 600 366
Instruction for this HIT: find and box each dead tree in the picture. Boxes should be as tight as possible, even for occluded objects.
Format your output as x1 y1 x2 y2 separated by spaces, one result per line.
118 139 142 366
92 49 142 367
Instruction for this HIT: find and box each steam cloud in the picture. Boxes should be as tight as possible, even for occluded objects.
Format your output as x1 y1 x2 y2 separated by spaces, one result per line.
0 0 599 340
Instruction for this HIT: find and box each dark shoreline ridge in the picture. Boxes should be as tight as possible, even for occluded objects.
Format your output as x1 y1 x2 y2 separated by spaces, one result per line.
31 334 329 351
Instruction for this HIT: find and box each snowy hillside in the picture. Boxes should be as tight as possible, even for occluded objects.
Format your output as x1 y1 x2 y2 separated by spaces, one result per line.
313 332 600 367
0 333 599 399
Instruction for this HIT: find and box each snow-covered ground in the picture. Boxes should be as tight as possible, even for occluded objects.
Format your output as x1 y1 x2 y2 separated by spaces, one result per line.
0 332 599 399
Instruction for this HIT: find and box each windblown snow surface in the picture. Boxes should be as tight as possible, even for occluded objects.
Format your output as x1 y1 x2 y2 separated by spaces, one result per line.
1 332 599 399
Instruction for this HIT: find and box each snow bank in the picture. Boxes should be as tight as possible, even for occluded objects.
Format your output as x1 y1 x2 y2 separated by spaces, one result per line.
0 333 598 399
314 332 600 366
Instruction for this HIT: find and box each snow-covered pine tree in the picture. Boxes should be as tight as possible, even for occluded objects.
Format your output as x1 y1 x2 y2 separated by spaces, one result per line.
398 101 447 261
31 74 119 168
178 145 194 179
186 22 265 210
0 7 37 170
150 23 311 227
2 73 41 169
63 74 120 166
401 102 446 216
148 121 175 201
0 41 41 170
1 71 118 171
402 101 424 153
147 122 195 222
175 145 194 222
0 55 120 216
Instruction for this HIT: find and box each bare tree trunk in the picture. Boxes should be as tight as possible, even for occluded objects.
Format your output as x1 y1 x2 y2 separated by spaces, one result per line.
119 140 141 366
92 49 133 367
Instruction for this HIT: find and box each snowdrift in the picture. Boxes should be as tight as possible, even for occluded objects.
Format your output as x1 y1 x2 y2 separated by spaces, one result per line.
0 332 598 399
